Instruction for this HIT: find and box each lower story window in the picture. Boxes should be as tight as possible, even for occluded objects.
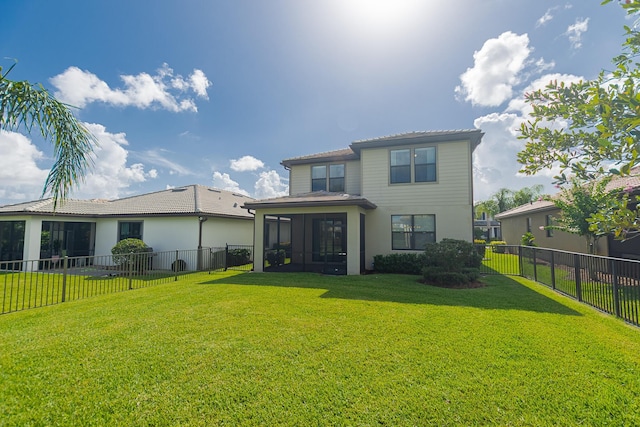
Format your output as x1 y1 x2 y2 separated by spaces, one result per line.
392 214 435 250
119 221 143 241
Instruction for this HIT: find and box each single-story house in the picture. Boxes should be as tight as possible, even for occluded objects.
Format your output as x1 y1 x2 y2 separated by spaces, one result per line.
0 185 255 269
495 172 640 259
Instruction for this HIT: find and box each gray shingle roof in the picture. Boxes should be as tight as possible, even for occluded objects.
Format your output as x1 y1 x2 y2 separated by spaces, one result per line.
0 185 254 219
280 129 484 167
495 168 640 220
281 148 358 167
350 129 484 153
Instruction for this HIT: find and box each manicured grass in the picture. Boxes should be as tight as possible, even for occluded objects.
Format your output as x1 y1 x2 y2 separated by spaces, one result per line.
1 271 640 425
1 270 177 314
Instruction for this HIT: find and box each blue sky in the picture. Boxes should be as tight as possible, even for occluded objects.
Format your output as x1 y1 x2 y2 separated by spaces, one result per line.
0 0 631 205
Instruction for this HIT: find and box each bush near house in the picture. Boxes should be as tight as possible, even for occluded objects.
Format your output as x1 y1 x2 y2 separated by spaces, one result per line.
373 239 482 287
111 238 153 273
227 248 252 267
372 253 426 275
421 239 482 287
489 240 507 253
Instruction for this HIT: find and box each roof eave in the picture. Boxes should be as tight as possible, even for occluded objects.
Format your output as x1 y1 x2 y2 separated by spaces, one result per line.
243 199 377 210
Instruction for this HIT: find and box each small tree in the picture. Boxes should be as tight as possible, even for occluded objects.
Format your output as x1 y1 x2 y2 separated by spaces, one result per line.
543 178 618 254
111 238 151 273
517 1 640 238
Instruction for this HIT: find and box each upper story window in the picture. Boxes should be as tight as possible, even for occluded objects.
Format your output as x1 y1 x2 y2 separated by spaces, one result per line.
390 147 436 184
311 164 345 192
119 221 143 241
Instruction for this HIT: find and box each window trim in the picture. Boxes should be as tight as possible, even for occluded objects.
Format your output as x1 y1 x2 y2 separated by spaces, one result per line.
118 221 143 241
389 146 437 185
545 215 554 237
391 214 436 251
310 163 345 193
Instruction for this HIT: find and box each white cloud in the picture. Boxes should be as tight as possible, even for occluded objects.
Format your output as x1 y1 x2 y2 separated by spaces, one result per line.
140 149 193 175
50 63 211 112
564 18 589 49
536 9 554 27
254 170 288 199
212 171 250 196
0 130 49 202
70 123 157 199
230 155 265 172
472 72 584 201
455 32 532 107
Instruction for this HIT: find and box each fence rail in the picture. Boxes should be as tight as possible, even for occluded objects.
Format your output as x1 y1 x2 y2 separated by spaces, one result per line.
480 244 640 327
0 244 254 315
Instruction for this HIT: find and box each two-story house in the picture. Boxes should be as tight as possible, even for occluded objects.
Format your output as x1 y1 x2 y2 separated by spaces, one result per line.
243 129 484 275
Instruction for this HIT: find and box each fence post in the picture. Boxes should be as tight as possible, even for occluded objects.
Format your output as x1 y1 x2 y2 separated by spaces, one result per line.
174 250 179 281
533 247 538 283
518 246 523 277
550 251 556 290
574 253 582 301
61 256 68 303
128 256 134 290
611 259 621 318
208 248 212 274
225 244 229 271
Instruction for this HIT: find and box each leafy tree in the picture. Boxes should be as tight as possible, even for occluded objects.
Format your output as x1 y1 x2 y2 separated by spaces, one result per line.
512 184 544 207
475 185 545 219
474 199 499 219
0 63 96 208
544 178 618 254
517 1 640 237
492 188 514 213
518 1 640 183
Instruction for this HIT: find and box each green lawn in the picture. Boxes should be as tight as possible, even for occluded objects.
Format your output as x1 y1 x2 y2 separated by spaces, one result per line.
1 271 639 426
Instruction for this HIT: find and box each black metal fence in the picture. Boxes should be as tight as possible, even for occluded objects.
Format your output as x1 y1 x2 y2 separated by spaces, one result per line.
0 244 254 315
480 244 640 327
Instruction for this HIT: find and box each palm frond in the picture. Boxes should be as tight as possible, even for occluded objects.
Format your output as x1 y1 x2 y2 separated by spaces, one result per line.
0 71 96 209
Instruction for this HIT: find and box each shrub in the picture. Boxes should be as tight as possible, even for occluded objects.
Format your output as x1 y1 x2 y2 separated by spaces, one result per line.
228 248 252 267
265 249 286 267
422 267 471 287
421 239 481 287
489 241 507 253
111 238 152 273
372 253 426 275
474 239 487 258
424 238 482 271
521 232 537 247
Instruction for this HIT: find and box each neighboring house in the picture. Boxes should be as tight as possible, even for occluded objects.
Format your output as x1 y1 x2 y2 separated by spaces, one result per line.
495 172 640 259
243 129 484 275
474 212 501 240
0 185 255 270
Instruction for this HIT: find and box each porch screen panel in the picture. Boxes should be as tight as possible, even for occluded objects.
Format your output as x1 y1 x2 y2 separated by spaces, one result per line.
312 218 345 262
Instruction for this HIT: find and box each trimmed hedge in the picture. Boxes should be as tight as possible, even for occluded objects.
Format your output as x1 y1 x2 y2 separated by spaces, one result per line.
373 253 426 275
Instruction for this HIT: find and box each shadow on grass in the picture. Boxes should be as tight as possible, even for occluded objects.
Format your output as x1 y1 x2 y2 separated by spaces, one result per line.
201 271 581 316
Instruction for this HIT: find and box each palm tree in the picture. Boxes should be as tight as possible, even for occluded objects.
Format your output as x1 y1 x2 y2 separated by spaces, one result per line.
0 64 95 208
